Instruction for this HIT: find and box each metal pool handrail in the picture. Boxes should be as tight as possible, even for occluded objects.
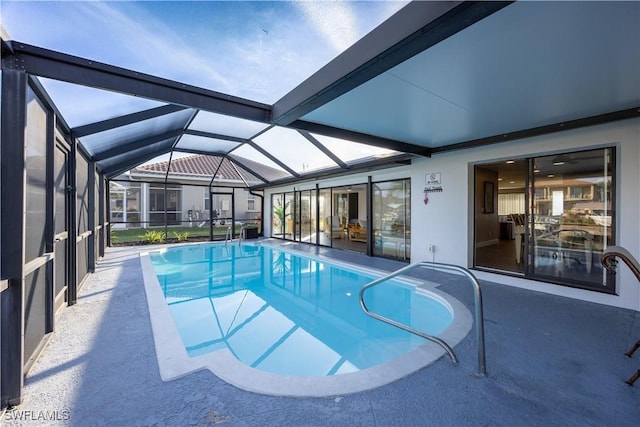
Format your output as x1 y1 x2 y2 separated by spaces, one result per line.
224 226 233 245
359 261 487 376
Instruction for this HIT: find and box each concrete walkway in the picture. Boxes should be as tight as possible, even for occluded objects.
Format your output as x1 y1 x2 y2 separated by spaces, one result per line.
5 242 639 426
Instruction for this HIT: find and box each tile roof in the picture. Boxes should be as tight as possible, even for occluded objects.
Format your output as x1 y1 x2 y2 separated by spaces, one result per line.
130 154 289 184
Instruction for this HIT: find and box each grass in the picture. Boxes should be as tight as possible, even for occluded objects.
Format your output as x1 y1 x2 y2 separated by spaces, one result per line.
110 224 260 244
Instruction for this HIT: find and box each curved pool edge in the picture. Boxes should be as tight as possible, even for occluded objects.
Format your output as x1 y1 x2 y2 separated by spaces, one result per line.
139 244 473 397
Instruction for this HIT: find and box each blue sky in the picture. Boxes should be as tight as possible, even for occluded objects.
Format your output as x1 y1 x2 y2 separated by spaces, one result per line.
1 1 406 105
1 1 404 169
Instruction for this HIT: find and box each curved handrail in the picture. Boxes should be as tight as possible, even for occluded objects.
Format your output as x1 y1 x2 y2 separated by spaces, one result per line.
601 245 640 281
359 261 486 376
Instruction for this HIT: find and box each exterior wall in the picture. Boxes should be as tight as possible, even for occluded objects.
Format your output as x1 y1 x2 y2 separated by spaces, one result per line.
411 118 640 310
264 119 640 310
182 186 206 218
111 175 258 226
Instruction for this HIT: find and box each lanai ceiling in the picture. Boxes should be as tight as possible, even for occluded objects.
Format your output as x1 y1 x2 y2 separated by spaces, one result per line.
2 1 639 188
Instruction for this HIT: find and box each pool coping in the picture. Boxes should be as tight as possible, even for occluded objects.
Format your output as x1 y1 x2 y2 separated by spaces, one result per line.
139 241 473 397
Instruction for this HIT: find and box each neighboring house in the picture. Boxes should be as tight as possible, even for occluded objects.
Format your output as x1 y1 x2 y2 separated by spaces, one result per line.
109 154 287 229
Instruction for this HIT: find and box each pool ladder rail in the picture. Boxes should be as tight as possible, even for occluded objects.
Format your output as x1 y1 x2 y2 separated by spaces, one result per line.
601 245 640 386
225 225 248 246
359 261 487 377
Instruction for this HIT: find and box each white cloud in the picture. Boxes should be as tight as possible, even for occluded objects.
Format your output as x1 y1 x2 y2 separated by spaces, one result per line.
75 2 233 91
295 1 360 53
3 1 408 107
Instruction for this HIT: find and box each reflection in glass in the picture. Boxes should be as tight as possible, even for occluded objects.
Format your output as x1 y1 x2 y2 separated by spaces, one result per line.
318 189 332 246
531 148 614 291
271 194 287 238
372 179 411 260
296 190 315 244
474 148 615 293
284 193 295 239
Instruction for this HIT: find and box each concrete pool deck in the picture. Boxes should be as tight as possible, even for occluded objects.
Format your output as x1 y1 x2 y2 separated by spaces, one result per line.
5 240 640 426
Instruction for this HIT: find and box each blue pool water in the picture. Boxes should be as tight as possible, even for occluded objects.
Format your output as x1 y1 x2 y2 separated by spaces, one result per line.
149 243 453 377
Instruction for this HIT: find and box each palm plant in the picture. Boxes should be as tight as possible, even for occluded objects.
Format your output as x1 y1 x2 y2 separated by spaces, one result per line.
273 199 290 236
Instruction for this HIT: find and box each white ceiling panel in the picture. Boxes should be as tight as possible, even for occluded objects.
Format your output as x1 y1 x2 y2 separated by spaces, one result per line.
301 1 640 148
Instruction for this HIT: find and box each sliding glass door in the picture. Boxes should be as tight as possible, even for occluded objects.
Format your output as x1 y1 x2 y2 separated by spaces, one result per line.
372 179 411 261
474 147 615 293
530 149 614 290
295 190 316 244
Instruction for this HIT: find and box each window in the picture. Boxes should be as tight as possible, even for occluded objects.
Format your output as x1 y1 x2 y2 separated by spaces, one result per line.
109 182 141 227
204 189 210 213
149 184 181 226
247 197 255 211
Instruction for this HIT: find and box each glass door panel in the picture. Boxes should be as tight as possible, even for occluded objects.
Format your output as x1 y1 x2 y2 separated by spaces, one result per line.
531 148 614 292
372 179 411 260
271 194 285 238
474 161 527 274
318 189 331 246
284 192 294 240
297 191 314 244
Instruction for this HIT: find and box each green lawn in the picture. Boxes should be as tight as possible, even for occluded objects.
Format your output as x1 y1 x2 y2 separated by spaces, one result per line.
110 224 260 244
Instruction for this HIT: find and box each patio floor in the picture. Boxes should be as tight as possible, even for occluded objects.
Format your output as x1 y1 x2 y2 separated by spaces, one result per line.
6 240 639 426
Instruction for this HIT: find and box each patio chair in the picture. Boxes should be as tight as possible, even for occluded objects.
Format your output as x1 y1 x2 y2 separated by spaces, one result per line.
325 216 343 239
349 219 367 242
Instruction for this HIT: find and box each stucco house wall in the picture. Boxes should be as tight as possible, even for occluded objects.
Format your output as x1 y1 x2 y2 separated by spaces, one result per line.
265 118 640 310
411 118 640 310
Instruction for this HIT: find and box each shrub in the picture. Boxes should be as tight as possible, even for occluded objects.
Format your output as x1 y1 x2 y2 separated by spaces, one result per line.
173 231 190 242
139 230 166 244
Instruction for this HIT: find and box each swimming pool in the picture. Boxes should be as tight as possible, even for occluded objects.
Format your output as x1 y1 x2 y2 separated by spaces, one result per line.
140 241 472 396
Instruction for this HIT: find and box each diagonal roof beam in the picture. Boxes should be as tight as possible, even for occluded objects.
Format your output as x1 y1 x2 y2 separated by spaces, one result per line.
3 41 272 123
209 155 226 186
272 1 512 127
290 120 432 157
72 104 188 137
224 156 271 184
92 129 183 161
298 130 349 169
228 159 250 188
